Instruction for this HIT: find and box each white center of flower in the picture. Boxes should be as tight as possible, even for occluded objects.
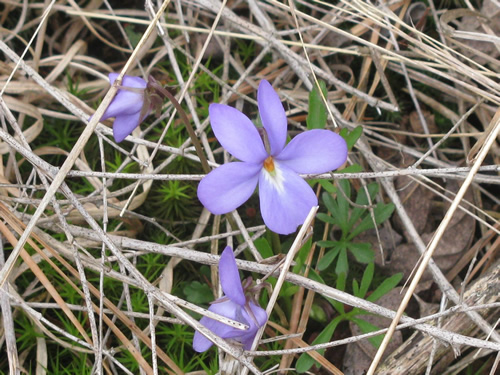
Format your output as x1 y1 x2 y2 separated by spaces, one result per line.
262 157 285 193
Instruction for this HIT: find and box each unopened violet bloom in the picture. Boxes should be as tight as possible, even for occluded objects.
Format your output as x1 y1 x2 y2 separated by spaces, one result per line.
94 73 168 143
193 246 267 352
198 80 348 234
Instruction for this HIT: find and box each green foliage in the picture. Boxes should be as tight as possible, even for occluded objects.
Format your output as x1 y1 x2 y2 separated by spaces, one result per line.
307 80 328 129
339 125 363 150
296 264 402 373
183 281 214 305
317 179 395 274
150 179 195 220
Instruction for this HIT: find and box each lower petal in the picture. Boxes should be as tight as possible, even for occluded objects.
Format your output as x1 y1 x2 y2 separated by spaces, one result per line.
198 162 261 215
192 299 241 352
240 302 268 350
113 112 142 142
259 163 317 234
276 129 347 174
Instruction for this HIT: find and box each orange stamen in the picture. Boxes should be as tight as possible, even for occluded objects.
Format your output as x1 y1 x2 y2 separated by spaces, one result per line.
263 156 275 172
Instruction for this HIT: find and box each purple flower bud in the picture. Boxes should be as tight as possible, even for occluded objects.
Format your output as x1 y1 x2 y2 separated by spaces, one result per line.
92 74 168 142
193 247 268 352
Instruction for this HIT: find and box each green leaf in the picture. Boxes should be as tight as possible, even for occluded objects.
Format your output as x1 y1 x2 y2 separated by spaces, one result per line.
296 316 343 373
335 247 349 275
308 268 325 284
367 273 403 303
352 279 359 297
347 212 376 239
359 262 374 299
350 317 383 348
183 281 213 305
310 303 328 323
318 179 336 193
373 202 396 226
316 212 337 225
344 126 363 150
348 242 374 263
336 179 351 233
317 240 338 248
307 80 328 130
328 272 346 314
254 238 274 259
340 164 363 174
317 246 341 271
293 238 312 273
282 284 299 297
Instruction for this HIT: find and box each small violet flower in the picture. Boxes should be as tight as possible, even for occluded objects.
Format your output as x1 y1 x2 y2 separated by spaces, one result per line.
193 246 267 352
94 73 168 143
197 80 348 234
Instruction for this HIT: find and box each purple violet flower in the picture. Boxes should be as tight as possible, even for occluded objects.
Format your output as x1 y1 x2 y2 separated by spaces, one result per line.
193 246 267 352
197 80 348 234
94 73 167 143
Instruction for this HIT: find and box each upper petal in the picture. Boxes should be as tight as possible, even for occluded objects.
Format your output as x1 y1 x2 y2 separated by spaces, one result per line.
101 74 147 120
276 129 347 174
258 162 318 234
109 73 148 89
209 103 267 163
197 162 261 215
112 112 142 143
257 80 287 156
219 247 245 306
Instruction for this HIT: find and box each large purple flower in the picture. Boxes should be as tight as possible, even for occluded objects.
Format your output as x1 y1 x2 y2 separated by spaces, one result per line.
94 74 167 143
197 80 348 234
193 247 267 352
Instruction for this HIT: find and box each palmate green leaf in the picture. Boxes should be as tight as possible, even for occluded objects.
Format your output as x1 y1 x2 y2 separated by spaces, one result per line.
347 242 374 263
347 202 395 240
322 191 348 234
367 272 403 303
307 80 328 130
296 316 343 373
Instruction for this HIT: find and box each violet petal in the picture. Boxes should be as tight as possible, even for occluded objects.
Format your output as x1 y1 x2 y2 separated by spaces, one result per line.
198 162 261 215
101 74 146 120
219 247 246 306
112 112 142 143
192 299 241 352
240 302 268 350
258 163 318 234
257 80 287 156
209 103 267 163
276 129 348 174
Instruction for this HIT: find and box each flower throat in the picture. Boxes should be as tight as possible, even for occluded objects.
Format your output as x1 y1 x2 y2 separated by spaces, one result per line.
258 128 276 173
